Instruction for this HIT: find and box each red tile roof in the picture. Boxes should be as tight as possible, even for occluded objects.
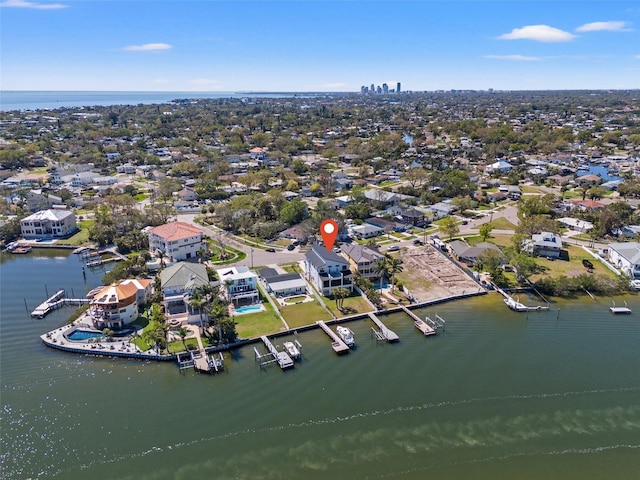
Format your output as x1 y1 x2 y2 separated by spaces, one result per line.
149 222 203 241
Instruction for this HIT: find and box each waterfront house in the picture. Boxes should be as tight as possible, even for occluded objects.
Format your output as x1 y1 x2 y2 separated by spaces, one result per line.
340 243 385 280
304 244 353 296
608 242 640 279
147 221 204 263
89 278 152 330
523 232 563 258
447 240 505 266
160 262 210 323
259 268 307 297
20 208 77 239
216 266 259 306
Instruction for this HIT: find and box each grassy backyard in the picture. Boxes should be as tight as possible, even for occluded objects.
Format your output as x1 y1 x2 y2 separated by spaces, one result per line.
280 300 332 327
321 293 374 317
530 245 616 282
234 303 285 338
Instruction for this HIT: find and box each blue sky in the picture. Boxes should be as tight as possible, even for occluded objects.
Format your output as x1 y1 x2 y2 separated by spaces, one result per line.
1 1 639 91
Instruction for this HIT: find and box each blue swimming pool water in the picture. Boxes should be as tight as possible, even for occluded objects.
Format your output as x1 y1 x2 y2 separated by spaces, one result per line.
235 305 263 314
67 330 104 341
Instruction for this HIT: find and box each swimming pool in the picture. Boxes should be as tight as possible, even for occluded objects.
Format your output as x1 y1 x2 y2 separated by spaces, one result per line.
235 305 263 314
67 330 104 341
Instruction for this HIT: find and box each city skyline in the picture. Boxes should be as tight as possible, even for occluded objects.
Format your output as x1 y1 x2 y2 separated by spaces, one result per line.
1 1 639 92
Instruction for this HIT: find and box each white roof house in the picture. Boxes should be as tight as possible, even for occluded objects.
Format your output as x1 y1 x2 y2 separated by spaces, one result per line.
20 209 77 239
486 160 513 174
608 242 640 279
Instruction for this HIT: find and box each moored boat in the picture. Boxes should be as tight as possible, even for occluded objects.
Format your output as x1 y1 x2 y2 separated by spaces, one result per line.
336 326 355 347
283 340 301 359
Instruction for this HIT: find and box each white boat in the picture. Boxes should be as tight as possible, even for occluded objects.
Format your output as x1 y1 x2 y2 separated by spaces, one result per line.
283 340 301 359
504 297 529 312
336 326 355 347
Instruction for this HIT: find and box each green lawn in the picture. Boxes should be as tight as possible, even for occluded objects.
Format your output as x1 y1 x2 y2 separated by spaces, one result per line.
530 245 616 282
234 303 285 338
167 338 200 354
520 185 545 194
280 300 331 327
62 222 93 246
322 293 373 317
488 217 517 231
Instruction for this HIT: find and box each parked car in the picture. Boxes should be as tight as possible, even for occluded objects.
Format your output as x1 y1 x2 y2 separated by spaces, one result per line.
286 244 295 251
413 239 423 245
387 245 400 252
266 248 275 253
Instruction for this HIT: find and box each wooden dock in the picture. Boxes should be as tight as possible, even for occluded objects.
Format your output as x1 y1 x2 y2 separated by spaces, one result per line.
316 321 350 354
367 312 399 342
31 290 89 318
400 305 436 336
260 336 294 370
191 349 212 373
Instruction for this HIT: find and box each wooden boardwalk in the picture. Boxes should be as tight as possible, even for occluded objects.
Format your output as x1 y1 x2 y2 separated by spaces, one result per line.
367 312 399 342
316 321 350 354
400 305 436 336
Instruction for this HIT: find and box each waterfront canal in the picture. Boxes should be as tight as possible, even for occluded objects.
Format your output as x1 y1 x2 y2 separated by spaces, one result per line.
1 250 640 479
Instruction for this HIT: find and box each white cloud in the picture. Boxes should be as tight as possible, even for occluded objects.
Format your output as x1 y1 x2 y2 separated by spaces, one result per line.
123 43 172 52
498 25 575 42
0 0 67 9
484 54 542 62
576 21 631 32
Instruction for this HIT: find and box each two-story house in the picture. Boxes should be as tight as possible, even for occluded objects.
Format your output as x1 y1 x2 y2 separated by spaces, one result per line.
89 278 152 330
147 222 204 263
304 244 353 296
216 266 259 306
20 208 77 239
523 232 563 258
160 262 210 323
341 243 385 280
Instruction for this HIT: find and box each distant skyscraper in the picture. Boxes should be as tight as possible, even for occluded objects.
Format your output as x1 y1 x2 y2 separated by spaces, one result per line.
382 83 389 94
361 85 366 94
376 85 382 94
396 82 401 93
370 84 375 94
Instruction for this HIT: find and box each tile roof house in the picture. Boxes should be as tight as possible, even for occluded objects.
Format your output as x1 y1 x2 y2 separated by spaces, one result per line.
304 244 353 296
20 208 77 239
89 278 152 330
340 243 385 279
147 221 204 263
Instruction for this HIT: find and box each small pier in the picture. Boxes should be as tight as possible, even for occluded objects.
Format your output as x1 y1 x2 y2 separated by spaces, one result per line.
191 349 212 373
610 301 632 314
261 336 294 370
316 321 350 354
367 312 399 342
495 286 549 312
31 290 89 318
400 305 436 336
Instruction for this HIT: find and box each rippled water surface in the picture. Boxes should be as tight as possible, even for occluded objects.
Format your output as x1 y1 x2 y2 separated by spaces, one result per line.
1 251 639 479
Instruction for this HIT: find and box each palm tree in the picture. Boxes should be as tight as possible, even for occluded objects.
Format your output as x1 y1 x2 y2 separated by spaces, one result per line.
156 249 166 268
374 258 388 290
385 255 404 292
332 287 350 312
177 326 189 351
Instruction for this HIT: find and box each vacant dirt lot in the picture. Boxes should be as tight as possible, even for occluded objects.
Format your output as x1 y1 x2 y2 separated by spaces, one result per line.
396 245 483 302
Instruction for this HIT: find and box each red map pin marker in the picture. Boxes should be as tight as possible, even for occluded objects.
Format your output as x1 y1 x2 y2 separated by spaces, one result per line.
320 219 338 252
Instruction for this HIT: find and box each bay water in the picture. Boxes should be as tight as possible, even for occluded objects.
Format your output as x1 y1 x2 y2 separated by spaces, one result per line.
1 250 639 479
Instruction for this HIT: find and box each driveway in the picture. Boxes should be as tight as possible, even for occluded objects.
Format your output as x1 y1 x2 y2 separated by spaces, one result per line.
176 214 305 268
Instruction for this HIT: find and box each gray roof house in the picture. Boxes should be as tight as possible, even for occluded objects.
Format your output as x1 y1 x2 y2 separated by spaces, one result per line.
608 242 640 279
524 232 563 258
448 240 505 265
304 244 353 296
259 268 307 297
159 262 210 323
